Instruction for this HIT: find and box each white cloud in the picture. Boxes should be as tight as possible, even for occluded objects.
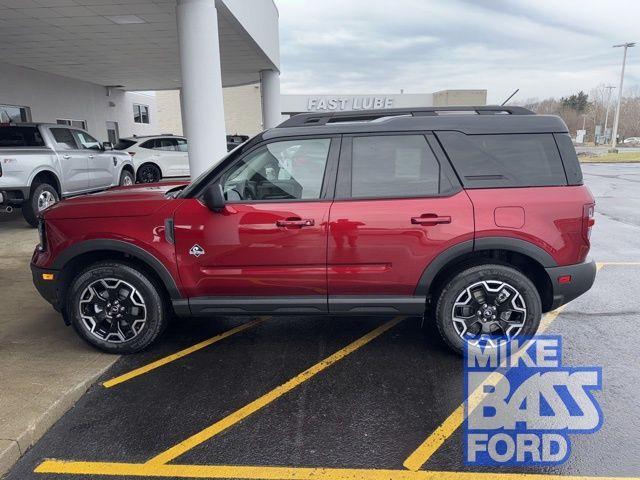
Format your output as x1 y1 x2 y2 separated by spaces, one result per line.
275 0 640 103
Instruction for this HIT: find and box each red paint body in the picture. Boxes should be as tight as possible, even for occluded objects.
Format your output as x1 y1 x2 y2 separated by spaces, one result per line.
33 181 594 301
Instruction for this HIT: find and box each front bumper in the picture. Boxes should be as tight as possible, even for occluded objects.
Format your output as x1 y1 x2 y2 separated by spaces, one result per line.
31 263 62 311
546 259 597 310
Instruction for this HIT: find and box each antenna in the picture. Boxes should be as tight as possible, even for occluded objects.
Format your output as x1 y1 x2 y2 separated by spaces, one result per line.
501 89 520 106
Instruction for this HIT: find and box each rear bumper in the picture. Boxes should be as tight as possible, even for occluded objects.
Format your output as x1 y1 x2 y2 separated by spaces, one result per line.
31 263 62 311
546 259 597 310
0 186 30 205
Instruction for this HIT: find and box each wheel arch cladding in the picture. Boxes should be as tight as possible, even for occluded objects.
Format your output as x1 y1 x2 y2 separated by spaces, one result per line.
416 237 556 312
53 240 182 303
31 170 62 195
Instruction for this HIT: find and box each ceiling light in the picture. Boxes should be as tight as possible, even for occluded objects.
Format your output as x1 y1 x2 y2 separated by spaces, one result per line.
106 15 146 25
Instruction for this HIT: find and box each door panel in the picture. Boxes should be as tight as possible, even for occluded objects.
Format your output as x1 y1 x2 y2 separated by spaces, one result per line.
327 193 474 296
48 127 89 194
73 130 114 188
173 199 330 298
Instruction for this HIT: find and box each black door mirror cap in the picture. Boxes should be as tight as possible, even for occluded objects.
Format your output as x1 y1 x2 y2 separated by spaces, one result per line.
203 183 226 212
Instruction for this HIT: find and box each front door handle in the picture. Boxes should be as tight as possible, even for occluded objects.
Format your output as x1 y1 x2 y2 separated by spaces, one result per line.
411 214 452 225
88 155 94 159
62 154 71 159
276 218 315 228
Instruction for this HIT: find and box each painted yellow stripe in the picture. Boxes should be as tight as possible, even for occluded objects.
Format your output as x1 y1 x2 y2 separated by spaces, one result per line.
103 318 267 388
403 307 564 471
34 460 640 480
145 316 405 466
597 261 640 270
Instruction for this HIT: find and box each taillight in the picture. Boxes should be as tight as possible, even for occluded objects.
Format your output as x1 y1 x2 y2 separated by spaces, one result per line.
582 203 595 243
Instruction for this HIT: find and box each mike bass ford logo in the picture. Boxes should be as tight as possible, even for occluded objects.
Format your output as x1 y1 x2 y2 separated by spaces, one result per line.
464 336 603 466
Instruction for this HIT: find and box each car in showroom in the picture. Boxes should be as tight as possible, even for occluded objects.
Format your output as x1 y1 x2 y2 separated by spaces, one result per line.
116 134 250 184
31 106 596 355
0 123 135 226
115 135 189 183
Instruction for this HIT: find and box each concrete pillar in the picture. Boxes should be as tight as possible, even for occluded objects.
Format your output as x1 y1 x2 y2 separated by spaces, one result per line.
176 0 227 178
260 69 281 129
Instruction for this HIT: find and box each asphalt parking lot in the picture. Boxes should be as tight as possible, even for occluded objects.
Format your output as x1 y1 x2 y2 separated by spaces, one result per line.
4 163 640 480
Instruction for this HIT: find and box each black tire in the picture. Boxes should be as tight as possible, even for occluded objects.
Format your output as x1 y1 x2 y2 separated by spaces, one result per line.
22 182 59 227
66 261 167 354
434 264 542 355
136 163 162 183
119 169 135 186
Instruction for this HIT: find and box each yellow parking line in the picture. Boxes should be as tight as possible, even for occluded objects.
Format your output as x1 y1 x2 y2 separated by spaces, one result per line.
103 317 268 388
403 307 564 471
144 316 405 466
34 460 640 480
597 261 640 271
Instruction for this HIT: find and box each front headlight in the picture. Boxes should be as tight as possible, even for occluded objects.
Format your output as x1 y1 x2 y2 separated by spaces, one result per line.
37 219 47 252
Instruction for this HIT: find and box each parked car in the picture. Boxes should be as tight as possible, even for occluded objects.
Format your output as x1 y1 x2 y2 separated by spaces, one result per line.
0 123 135 226
115 134 250 184
623 136 640 145
31 106 596 355
114 135 189 183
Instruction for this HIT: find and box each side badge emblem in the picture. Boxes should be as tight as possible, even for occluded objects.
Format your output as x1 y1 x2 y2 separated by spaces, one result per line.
189 244 205 257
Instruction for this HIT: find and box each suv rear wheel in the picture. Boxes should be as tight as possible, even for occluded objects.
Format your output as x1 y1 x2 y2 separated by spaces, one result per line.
434 264 542 354
137 163 161 183
66 262 167 354
23 182 59 227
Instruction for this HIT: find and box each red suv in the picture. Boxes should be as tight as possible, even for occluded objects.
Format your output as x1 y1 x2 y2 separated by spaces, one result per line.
31 106 596 355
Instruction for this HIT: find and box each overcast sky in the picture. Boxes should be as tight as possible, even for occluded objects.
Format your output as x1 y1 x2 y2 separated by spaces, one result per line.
274 0 640 104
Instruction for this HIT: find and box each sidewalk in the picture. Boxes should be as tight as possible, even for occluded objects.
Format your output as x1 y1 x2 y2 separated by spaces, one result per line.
0 211 117 476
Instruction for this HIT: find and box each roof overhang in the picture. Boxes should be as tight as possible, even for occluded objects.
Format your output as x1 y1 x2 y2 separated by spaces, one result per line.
0 0 279 90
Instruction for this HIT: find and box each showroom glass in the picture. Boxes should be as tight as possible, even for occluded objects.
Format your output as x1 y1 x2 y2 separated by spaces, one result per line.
351 135 441 198
221 138 330 201
50 128 78 150
0 104 31 123
437 132 567 188
56 119 87 130
75 131 102 150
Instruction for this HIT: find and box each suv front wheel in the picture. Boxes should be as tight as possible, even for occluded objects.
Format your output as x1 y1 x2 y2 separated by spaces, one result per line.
434 264 542 355
66 262 167 354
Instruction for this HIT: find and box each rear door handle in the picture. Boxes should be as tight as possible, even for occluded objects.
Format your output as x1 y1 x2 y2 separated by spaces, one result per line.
411 214 451 225
88 155 94 159
62 154 71 159
276 218 315 228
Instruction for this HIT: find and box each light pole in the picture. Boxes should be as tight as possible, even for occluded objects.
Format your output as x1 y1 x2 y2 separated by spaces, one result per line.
611 42 635 150
603 85 615 143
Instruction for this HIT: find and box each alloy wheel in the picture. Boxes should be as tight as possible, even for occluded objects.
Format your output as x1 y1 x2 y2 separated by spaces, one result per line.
451 280 527 347
78 278 147 343
37 190 56 211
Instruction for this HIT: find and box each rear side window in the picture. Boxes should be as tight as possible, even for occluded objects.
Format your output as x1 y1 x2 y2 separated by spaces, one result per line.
554 133 583 185
437 132 567 188
50 128 77 150
0 126 45 147
351 135 442 198
114 139 136 150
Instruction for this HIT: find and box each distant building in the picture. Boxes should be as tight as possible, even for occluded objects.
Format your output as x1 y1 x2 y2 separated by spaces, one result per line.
156 88 488 137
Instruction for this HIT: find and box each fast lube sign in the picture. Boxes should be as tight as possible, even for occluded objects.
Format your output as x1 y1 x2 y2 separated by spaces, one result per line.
306 96 394 111
464 336 603 466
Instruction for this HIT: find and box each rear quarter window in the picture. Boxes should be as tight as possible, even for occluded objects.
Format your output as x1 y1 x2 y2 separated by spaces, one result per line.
436 132 568 188
114 139 136 150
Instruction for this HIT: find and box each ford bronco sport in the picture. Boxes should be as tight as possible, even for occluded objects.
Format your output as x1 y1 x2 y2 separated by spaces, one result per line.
31 106 596 355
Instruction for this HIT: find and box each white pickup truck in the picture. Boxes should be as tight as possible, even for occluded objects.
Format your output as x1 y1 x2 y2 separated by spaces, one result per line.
0 123 135 226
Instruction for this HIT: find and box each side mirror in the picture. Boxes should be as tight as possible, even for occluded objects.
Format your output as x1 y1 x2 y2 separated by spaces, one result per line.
203 183 226 212
102 142 113 151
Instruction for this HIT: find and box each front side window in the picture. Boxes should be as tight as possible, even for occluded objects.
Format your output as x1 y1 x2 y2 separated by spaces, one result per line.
221 138 331 201
351 135 441 198
50 128 77 150
74 131 101 150
133 104 150 124
176 138 188 152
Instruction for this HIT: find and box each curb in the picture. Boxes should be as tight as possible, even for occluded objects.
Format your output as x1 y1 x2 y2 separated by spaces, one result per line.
0 362 116 477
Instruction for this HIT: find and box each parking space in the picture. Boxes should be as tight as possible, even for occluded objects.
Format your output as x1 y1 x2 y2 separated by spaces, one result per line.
4 164 640 480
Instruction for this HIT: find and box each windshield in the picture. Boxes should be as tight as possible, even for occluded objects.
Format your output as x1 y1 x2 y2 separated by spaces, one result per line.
179 141 250 198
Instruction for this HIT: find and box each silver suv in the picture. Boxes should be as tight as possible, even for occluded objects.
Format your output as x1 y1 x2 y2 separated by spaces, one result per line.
0 123 135 226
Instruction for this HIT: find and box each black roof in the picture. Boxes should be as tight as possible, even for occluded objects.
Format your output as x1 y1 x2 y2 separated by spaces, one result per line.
263 106 568 140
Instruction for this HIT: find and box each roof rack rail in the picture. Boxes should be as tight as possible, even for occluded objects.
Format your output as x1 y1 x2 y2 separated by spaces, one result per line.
276 105 534 128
